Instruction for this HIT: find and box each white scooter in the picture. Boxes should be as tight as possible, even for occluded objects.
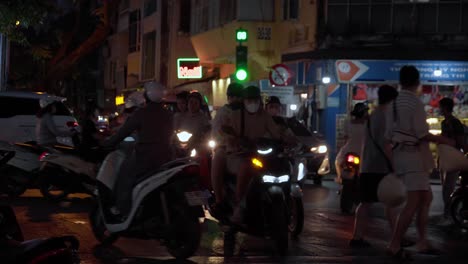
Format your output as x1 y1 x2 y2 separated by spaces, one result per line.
0 140 74 197
89 137 206 260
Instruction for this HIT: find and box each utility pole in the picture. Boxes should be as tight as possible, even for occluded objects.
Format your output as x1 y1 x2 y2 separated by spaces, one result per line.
0 34 7 91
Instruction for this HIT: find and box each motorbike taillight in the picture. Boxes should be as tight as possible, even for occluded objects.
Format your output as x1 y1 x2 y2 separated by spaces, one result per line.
28 248 73 264
39 152 50 161
346 155 360 165
66 121 79 128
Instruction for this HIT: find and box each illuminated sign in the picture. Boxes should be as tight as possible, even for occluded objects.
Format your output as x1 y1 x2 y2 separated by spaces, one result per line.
115 95 125 106
177 58 202 79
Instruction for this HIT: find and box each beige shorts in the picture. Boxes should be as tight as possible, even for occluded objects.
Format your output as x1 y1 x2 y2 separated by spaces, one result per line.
400 172 431 191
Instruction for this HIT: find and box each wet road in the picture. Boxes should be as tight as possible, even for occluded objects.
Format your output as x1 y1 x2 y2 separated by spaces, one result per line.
4 178 468 263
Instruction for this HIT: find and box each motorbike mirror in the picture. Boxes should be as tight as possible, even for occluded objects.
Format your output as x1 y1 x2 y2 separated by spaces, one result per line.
124 137 135 142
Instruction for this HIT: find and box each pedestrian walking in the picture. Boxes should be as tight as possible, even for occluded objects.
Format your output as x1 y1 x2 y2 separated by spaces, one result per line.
350 85 399 248
386 66 453 259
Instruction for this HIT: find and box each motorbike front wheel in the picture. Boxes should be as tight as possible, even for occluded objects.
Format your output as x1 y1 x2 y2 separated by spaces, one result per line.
165 211 202 259
271 198 289 255
451 194 468 230
5 176 27 198
39 178 70 201
288 197 304 237
89 205 119 245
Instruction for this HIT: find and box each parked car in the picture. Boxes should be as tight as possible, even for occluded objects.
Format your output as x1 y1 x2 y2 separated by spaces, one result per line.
0 92 78 146
284 117 330 185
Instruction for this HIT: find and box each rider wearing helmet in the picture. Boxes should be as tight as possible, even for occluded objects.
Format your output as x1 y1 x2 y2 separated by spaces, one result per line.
103 81 173 218
174 91 211 140
211 83 244 211
36 97 75 146
221 86 282 222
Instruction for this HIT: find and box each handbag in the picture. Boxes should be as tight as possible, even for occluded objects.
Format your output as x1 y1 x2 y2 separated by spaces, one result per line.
438 144 468 172
367 118 407 207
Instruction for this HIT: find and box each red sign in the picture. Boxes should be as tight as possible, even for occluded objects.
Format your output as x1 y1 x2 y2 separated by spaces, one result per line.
177 58 202 79
269 64 292 86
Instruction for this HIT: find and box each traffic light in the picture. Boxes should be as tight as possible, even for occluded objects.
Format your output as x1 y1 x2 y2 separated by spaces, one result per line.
236 28 248 42
235 45 248 82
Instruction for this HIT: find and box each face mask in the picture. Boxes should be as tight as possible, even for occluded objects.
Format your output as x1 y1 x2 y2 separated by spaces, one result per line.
245 102 260 113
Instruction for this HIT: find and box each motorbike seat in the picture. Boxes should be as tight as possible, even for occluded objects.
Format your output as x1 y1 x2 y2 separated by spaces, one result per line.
20 238 45 252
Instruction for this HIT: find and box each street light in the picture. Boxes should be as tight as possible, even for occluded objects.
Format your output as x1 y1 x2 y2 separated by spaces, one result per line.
434 68 442 77
322 76 331 84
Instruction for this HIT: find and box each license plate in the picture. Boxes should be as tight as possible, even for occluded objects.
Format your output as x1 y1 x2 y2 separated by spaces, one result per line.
184 190 210 206
341 170 355 179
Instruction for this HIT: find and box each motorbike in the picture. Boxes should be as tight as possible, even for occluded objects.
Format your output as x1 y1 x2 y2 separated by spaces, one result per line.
197 137 306 256
450 171 468 229
37 144 109 201
0 204 80 264
339 152 360 215
89 137 206 260
0 149 80 263
0 140 75 197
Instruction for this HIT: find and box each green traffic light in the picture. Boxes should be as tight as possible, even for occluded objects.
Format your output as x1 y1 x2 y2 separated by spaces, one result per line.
236 29 248 42
236 69 248 81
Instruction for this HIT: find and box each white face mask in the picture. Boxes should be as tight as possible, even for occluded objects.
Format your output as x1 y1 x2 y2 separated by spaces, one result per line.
245 102 260 113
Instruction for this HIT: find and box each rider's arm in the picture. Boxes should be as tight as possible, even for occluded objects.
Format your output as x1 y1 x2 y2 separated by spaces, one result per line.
265 113 282 140
102 111 140 147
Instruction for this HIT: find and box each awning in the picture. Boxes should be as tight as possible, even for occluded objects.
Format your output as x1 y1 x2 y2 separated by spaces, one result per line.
282 47 468 62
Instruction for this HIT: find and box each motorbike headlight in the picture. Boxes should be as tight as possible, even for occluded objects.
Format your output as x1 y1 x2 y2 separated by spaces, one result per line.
262 175 290 183
208 140 216 149
257 148 273 155
190 149 197 157
177 131 192 143
311 145 327 154
297 162 306 181
251 158 263 169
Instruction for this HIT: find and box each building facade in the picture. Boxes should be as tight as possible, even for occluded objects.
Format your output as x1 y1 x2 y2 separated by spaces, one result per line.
189 0 318 108
283 0 468 162
104 0 198 109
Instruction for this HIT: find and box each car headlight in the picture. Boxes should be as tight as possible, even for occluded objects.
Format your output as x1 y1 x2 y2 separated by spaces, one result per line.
262 175 290 183
311 145 327 154
177 131 192 143
208 140 216 149
190 149 197 157
297 162 306 181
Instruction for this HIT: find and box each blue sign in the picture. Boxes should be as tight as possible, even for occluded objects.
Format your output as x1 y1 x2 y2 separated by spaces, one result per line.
305 60 468 84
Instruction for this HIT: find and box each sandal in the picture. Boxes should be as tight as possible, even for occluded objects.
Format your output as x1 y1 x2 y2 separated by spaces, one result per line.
417 248 441 255
388 248 413 261
401 239 416 248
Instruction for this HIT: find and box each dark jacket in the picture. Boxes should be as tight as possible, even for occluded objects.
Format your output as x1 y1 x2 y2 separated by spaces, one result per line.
104 102 173 175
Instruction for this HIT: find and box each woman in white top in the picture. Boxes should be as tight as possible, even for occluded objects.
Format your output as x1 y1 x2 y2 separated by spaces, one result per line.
387 66 453 259
36 98 74 146
335 103 369 183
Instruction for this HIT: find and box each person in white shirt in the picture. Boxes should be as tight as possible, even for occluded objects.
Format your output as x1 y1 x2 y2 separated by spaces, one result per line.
335 103 368 184
350 85 399 248
387 66 453 259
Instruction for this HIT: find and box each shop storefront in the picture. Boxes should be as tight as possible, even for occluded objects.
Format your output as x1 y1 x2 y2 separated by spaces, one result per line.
286 59 468 163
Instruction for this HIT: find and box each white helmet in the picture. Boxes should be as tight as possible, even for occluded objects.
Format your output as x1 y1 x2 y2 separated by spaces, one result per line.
39 97 56 108
144 81 165 102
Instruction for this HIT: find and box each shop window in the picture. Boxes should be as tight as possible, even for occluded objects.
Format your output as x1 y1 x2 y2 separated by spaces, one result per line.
144 0 157 17
179 0 191 33
283 0 299 20
142 31 156 80
128 10 141 53
219 0 236 25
